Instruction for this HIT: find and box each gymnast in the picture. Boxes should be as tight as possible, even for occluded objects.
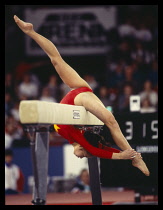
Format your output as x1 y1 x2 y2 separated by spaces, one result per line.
14 15 150 176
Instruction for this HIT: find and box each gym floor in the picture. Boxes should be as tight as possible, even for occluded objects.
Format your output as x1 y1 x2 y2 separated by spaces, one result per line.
5 190 158 205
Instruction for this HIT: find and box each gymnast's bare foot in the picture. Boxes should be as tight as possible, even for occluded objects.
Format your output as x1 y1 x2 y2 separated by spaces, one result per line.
14 15 34 34
132 154 150 176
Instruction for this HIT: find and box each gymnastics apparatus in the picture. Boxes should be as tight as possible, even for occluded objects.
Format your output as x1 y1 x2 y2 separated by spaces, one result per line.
19 100 104 205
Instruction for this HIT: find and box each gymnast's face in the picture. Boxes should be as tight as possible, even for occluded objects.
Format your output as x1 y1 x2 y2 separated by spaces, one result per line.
73 143 93 158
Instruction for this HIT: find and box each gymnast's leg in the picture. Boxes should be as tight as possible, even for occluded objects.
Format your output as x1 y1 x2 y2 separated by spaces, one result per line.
13 15 91 90
74 92 150 176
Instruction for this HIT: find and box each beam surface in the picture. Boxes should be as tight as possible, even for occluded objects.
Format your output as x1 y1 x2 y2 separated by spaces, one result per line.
19 100 104 125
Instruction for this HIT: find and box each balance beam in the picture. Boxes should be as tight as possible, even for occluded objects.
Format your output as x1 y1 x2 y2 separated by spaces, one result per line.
19 100 103 205
19 100 104 125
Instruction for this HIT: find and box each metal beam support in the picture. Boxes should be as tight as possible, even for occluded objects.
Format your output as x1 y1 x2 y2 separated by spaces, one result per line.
88 157 102 205
29 128 49 205
24 125 103 205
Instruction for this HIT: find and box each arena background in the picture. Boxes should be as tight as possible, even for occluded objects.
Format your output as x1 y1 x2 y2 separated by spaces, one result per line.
5 5 158 205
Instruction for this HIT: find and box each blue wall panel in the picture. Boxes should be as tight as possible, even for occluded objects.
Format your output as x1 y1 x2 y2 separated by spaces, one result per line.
12 146 63 193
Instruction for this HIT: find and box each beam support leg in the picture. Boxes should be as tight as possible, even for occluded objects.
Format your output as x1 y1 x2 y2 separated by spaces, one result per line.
88 157 102 205
30 129 49 205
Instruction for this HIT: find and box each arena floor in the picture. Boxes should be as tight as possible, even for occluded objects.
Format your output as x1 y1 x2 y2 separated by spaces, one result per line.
5 190 158 205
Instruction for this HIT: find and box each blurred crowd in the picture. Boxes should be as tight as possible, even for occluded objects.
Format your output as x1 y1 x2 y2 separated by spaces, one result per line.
5 5 158 149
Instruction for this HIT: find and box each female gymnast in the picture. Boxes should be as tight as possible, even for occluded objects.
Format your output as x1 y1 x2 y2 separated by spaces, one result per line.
14 15 150 176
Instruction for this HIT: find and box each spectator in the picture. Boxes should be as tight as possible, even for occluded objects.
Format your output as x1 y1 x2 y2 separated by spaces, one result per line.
5 116 24 149
44 74 60 102
118 18 136 39
10 100 20 121
131 40 155 64
131 41 146 63
108 61 125 89
5 72 16 98
135 23 153 42
11 122 24 142
140 97 157 113
115 39 132 64
5 123 15 149
5 92 14 116
98 86 110 107
131 60 144 90
124 65 134 82
17 73 39 100
14 60 48 83
5 149 24 195
40 87 57 102
60 82 71 98
117 83 134 113
123 65 138 91
139 80 158 108
108 88 119 109
71 169 90 193
147 59 158 88
97 86 118 109
83 74 99 91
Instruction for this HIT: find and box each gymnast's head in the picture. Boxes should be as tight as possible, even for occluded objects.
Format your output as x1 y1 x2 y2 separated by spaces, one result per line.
72 142 93 158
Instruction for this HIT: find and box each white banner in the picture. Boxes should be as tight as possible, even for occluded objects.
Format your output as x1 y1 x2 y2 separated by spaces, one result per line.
24 6 117 56
63 144 89 177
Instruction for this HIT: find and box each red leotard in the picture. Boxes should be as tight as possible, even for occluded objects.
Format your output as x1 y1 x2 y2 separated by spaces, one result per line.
54 87 120 159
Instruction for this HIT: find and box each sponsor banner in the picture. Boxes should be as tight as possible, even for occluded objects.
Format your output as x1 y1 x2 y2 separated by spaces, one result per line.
24 6 117 56
136 145 158 153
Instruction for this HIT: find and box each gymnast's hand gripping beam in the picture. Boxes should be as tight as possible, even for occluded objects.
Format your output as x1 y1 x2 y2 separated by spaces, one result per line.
19 100 103 205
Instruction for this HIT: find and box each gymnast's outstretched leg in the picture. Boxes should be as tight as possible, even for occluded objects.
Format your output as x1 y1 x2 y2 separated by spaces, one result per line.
14 15 150 176
74 92 150 176
13 15 90 90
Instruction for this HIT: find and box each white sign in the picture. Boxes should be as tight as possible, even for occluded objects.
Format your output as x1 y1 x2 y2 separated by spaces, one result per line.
130 95 140 112
73 110 80 119
24 6 117 56
63 144 88 177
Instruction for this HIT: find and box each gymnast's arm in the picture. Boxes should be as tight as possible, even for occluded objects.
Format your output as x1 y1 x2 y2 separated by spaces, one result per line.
64 125 122 159
72 140 120 159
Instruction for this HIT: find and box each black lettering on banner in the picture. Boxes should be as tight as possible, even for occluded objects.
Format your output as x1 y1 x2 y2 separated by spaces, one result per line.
25 7 116 55
136 145 158 153
32 18 106 47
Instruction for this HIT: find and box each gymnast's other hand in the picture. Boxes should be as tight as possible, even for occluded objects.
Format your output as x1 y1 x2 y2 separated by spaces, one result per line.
14 15 34 34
